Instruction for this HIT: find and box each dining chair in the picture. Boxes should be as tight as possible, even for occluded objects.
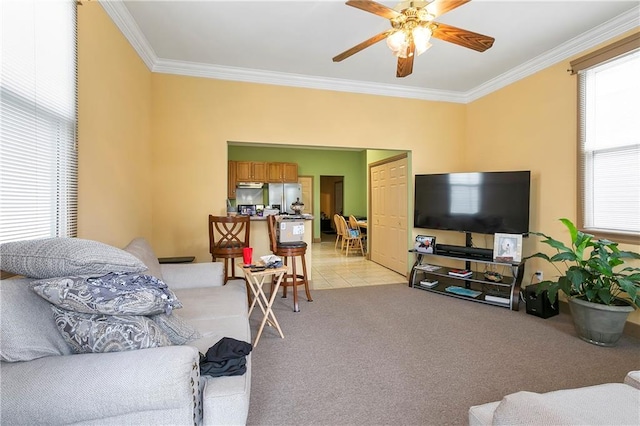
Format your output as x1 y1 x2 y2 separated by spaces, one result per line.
339 215 365 256
333 214 345 251
208 215 251 283
349 215 367 252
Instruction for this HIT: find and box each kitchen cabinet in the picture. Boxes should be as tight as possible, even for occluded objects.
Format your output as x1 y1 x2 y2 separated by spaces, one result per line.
228 160 237 199
267 162 298 183
236 161 266 182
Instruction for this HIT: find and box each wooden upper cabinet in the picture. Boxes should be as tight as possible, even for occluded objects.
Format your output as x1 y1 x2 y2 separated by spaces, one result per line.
228 160 237 199
252 162 266 181
282 162 298 182
236 161 266 182
267 162 298 183
267 163 282 183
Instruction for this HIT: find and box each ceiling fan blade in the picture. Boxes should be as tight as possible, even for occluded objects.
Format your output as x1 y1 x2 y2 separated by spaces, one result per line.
396 42 415 78
345 0 401 20
431 22 495 52
426 0 470 19
333 29 394 62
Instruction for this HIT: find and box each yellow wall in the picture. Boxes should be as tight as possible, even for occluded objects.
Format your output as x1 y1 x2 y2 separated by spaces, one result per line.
467 61 577 266
466 32 640 325
78 5 638 325
149 75 465 260
77 3 153 247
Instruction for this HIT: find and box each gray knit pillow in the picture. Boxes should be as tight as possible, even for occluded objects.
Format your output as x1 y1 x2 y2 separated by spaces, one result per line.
0 238 146 279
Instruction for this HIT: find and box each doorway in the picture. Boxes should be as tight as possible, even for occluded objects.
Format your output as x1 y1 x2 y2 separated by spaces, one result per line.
320 175 344 234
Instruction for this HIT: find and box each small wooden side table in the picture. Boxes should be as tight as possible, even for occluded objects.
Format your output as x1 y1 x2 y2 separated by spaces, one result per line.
242 264 288 347
158 256 195 264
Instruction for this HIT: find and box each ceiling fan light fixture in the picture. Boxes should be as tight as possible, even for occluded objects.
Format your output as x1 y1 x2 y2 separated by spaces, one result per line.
386 30 409 57
334 0 495 78
416 8 435 22
412 26 432 56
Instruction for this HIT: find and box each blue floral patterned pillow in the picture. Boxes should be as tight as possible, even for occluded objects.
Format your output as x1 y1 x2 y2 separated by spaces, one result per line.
32 272 182 316
51 306 172 354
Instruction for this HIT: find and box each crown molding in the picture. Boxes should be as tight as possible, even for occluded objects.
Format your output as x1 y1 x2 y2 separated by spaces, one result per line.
100 1 639 104
152 59 469 103
98 0 157 69
467 6 640 102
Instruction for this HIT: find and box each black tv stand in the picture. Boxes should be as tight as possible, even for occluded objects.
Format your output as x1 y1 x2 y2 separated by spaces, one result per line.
435 244 493 260
408 243 525 310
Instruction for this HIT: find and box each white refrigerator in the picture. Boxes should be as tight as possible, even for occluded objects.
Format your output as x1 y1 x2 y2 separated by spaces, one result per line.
268 183 302 214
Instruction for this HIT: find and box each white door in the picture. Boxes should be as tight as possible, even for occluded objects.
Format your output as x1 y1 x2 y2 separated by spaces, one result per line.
370 156 408 275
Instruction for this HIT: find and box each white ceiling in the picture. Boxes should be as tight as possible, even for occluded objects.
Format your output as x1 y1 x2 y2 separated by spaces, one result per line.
101 0 640 103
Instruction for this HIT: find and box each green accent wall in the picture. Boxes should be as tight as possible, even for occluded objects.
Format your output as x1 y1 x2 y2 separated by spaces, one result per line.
228 144 405 239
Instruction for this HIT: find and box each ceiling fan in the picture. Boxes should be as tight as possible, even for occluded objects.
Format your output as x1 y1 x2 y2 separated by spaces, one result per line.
332 0 495 78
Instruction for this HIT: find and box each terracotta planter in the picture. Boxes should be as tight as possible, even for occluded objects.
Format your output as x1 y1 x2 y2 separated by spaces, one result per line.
568 297 634 347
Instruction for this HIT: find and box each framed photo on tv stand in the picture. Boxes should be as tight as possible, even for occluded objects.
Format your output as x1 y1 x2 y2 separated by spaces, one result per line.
493 233 523 263
415 235 436 254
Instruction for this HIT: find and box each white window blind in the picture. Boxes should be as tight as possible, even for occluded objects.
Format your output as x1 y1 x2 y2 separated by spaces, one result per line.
578 49 640 236
0 0 78 243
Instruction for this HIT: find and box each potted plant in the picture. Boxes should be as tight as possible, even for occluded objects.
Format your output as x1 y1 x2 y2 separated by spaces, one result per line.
525 218 640 346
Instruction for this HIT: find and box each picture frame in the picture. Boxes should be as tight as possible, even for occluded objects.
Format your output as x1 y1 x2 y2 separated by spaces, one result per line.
415 235 436 254
493 233 523 263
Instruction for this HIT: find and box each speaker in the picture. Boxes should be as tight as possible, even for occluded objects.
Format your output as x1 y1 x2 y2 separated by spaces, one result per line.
525 284 559 319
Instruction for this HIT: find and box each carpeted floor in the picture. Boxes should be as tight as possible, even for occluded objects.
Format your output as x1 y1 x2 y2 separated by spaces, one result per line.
246 284 640 425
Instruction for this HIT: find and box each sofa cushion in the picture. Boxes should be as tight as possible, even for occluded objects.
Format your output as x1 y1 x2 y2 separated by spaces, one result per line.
0 238 146 279
124 237 164 280
31 272 182 316
173 280 248 322
52 306 172 353
150 312 202 345
492 383 640 425
0 278 73 362
189 316 252 354
624 371 640 390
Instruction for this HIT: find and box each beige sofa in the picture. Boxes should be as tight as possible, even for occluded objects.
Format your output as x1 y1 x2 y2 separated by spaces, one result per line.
469 371 640 425
0 237 251 425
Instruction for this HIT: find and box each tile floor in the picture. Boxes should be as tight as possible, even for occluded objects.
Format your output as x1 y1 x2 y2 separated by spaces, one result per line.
310 233 407 290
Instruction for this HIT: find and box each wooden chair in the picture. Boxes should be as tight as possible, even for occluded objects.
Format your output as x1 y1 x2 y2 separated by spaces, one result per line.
267 215 312 312
339 215 365 256
349 215 367 252
208 215 251 283
333 214 345 250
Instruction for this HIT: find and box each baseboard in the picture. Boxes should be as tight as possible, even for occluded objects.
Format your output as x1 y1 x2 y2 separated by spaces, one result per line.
558 299 640 339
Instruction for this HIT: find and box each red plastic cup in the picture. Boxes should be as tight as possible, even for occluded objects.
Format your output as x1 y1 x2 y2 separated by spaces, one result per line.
243 247 253 265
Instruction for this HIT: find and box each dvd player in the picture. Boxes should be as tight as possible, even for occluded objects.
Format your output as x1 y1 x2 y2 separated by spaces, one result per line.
436 244 493 259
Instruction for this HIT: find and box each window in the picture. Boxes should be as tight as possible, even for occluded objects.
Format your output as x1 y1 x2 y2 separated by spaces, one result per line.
572 34 640 242
0 0 78 243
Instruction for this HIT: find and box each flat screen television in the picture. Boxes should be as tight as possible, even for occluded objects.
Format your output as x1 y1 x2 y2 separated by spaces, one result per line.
414 171 531 235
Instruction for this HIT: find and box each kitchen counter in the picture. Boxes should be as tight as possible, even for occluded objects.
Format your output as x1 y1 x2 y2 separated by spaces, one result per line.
240 215 313 282
248 214 314 221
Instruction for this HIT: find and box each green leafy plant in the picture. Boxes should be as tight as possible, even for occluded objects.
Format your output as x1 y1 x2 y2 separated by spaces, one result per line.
525 218 640 307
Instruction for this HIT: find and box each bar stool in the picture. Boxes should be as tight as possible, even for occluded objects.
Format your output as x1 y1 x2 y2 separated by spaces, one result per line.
209 215 251 283
267 215 312 312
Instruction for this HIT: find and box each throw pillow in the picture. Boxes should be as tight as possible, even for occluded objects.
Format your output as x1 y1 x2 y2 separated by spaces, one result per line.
150 313 202 345
31 272 182 316
123 237 164 280
0 237 146 279
51 306 172 354
0 277 73 362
